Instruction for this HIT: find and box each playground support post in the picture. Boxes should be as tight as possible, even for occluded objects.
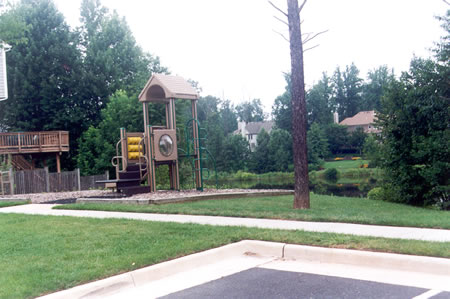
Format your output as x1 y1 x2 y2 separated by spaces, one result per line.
120 128 128 172
146 125 156 192
191 100 203 191
168 98 179 190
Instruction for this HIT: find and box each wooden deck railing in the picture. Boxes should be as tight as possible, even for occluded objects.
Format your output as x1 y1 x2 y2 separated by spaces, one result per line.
0 131 69 154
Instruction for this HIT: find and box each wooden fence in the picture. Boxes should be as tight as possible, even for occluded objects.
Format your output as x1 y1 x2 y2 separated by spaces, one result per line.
80 173 109 191
0 168 108 195
0 170 14 195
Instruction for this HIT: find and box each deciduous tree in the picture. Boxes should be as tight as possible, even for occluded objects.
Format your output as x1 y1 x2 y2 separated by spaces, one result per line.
332 63 363 121
307 72 333 126
0 0 86 168
79 0 167 127
235 99 265 123
272 73 292 133
362 66 394 111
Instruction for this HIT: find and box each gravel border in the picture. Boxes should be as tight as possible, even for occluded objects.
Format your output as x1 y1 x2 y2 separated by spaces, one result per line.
0 189 293 204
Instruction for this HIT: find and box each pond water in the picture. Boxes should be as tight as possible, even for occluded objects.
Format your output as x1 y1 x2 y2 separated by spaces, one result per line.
202 177 375 198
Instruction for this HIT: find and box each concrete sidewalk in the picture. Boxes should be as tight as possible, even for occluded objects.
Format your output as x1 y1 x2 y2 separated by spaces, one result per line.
1 204 449 242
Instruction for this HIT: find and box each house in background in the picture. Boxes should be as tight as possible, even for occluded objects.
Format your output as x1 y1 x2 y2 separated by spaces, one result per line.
235 121 274 151
339 110 379 133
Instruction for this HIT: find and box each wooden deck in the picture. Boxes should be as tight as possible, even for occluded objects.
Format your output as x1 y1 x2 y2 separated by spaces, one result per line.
0 131 69 154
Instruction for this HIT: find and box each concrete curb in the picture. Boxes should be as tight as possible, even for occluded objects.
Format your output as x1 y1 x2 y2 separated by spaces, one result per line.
39 240 450 299
40 240 283 299
76 190 294 205
283 244 450 276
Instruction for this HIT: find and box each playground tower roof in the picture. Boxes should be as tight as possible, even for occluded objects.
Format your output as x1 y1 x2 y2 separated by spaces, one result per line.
139 74 199 103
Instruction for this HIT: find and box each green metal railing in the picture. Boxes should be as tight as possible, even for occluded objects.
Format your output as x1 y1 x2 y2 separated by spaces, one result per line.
180 118 218 191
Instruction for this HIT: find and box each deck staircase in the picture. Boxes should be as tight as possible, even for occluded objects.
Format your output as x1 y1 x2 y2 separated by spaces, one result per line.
11 155 33 170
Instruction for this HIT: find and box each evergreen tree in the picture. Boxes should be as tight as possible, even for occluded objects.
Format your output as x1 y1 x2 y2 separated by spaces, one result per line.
219 100 238 135
221 134 250 172
377 55 449 207
348 127 367 155
377 11 450 207
307 123 329 164
325 124 349 155
268 129 293 172
249 129 270 173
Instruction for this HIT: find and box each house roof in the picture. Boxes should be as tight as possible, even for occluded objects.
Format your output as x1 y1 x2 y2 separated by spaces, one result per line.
245 121 274 134
340 111 376 126
138 74 199 103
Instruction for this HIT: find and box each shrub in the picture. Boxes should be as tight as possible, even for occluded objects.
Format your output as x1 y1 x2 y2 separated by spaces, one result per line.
367 187 384 201
311 181 328 194
233 170 257 181
308 162 322 171
367 186 401 202
324 168 338 182
432 186 450 211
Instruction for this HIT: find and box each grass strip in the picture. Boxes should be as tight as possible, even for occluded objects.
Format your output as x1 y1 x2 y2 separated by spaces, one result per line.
0 201 28 208
323 160 370 169
56 194 450 229
0 213 449 298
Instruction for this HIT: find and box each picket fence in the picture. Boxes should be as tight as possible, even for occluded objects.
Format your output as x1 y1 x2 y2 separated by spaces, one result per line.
0 168 108 195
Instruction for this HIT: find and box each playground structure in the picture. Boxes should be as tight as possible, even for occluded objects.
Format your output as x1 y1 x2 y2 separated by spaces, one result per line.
0 131 69 173
105 74 216 195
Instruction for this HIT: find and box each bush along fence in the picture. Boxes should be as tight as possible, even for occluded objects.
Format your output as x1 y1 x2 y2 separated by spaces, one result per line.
0 168 108 195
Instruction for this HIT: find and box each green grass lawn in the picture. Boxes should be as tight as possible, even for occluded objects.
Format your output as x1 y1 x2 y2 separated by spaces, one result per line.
1 213 449 298
0 201 28 208
56 194 450 229
323 159 369 169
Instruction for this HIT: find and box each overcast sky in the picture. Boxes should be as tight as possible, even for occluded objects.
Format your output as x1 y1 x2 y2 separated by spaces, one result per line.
53 0 448 112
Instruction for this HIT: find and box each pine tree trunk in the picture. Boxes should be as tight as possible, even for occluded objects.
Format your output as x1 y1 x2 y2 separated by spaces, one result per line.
287 0 310 209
